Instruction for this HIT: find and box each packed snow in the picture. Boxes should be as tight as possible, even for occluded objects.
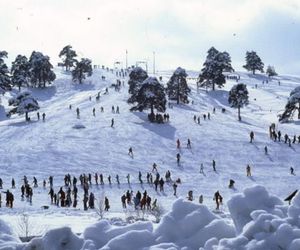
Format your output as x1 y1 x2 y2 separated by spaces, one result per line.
0 67 299 249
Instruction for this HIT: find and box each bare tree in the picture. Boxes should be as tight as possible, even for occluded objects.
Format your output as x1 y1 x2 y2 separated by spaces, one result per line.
17 212 46 241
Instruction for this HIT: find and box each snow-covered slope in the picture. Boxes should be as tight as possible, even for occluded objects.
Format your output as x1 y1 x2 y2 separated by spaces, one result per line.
0 68 299 241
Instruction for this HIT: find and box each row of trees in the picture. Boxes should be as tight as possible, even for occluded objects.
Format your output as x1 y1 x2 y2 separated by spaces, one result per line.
59 45 93 84
197 47 277 91
127 67 191 121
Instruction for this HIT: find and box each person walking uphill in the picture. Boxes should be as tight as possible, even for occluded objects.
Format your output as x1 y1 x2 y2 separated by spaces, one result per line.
250 131 254 143
104 196 110 211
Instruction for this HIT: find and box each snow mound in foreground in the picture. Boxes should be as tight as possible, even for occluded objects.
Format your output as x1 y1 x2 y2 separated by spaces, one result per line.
2 186 300 250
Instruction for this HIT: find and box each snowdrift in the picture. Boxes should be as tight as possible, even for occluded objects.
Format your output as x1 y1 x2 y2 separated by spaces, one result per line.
1 186 300 250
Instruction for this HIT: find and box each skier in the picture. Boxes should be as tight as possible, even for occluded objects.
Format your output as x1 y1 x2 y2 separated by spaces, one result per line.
126 174 130 184
89 192 95 209
76 108 80 119
193 115 196 122
264 146 268 155
93 108 95 116
116 174 120 185
187 190 193 201
229 179 235 188
159 178 164 192
11 178 15 189
37 112 40 120
197 117 200 124
214 191 222 210
138 171 143 184
116 106 120 114
212 160 216 172
111 118 114 128
121 194 127 208
284 134 289 144
152 163 158 172
187 138 191 149
49 187 54 204
176 153 181 166
104 197 110 211
83 194 88 211
108 175 111 185
173 182 177 196
176 139 181 149
290 167 295 175
199 195 203 204
246 165 251 176
278 131 281 141
200 163 204 174
208 112 210 120
128 147 133 158
33 177 38 188
250 131 254 143
42 113 46 122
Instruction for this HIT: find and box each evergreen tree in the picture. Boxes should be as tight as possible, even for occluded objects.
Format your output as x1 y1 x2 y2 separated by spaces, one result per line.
59 45 77 71
72 58 93 84
243 51 264 74
127 67 148 103
266 65 277 78
228 83 249 121
7 90 39 121
197 47 234 90
29 51 56 88
0 51 12 95
166 67 190 104
279 86 300 123
130 77 166 115
11 55 30 91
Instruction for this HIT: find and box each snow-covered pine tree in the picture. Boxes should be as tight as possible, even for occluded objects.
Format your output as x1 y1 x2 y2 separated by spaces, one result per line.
228 83 249 121
197 47 234 91
243 51 264 74
166 67 190 104
7 91 39 121
59 45 77 71
127 67 148 104
72 58 93 84
29 51 56 88
266 65 278 78
0 51 12 95
11 55 30 91
130 77 166 118
279 86 300 123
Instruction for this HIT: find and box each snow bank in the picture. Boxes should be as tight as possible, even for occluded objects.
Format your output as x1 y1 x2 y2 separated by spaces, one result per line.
210 186 300 250
2 186 300 250
155 199 235 249
227 185 284 233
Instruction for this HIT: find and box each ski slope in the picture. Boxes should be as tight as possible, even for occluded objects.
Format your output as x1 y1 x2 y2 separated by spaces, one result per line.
0 67 299 235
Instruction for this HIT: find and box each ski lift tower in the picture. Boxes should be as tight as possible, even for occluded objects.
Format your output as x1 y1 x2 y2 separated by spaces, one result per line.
136 61 148 73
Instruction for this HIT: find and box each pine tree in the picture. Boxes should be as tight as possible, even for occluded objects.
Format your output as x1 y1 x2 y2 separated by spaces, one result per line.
166 67 190 104
0 51 12 95
29 51 56 88
130 77 166 116
266 65 277 78
279 86 300 123
11 55 30 91
72 58 93 84
7 90 39 121
127 67 148 103
228 83 249 121
59 45 77 71
243 51 264 74
198 47 234 91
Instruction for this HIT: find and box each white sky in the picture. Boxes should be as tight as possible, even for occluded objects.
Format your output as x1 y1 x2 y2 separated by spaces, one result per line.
1 0 300 74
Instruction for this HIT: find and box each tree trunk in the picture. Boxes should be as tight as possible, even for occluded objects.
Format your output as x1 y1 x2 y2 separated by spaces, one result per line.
79 71 82 84
238 106 241 121
212 82 215 91
253 69 255 75
177 78 180 104
18 85 21 92
151 103 154 115
25 112 28 121
298 104 300 119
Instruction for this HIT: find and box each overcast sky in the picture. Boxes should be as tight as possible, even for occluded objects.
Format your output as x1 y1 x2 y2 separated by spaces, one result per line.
1 0 300 74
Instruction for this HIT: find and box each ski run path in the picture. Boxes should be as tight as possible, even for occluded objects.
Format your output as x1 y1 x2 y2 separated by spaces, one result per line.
0 68 299 234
